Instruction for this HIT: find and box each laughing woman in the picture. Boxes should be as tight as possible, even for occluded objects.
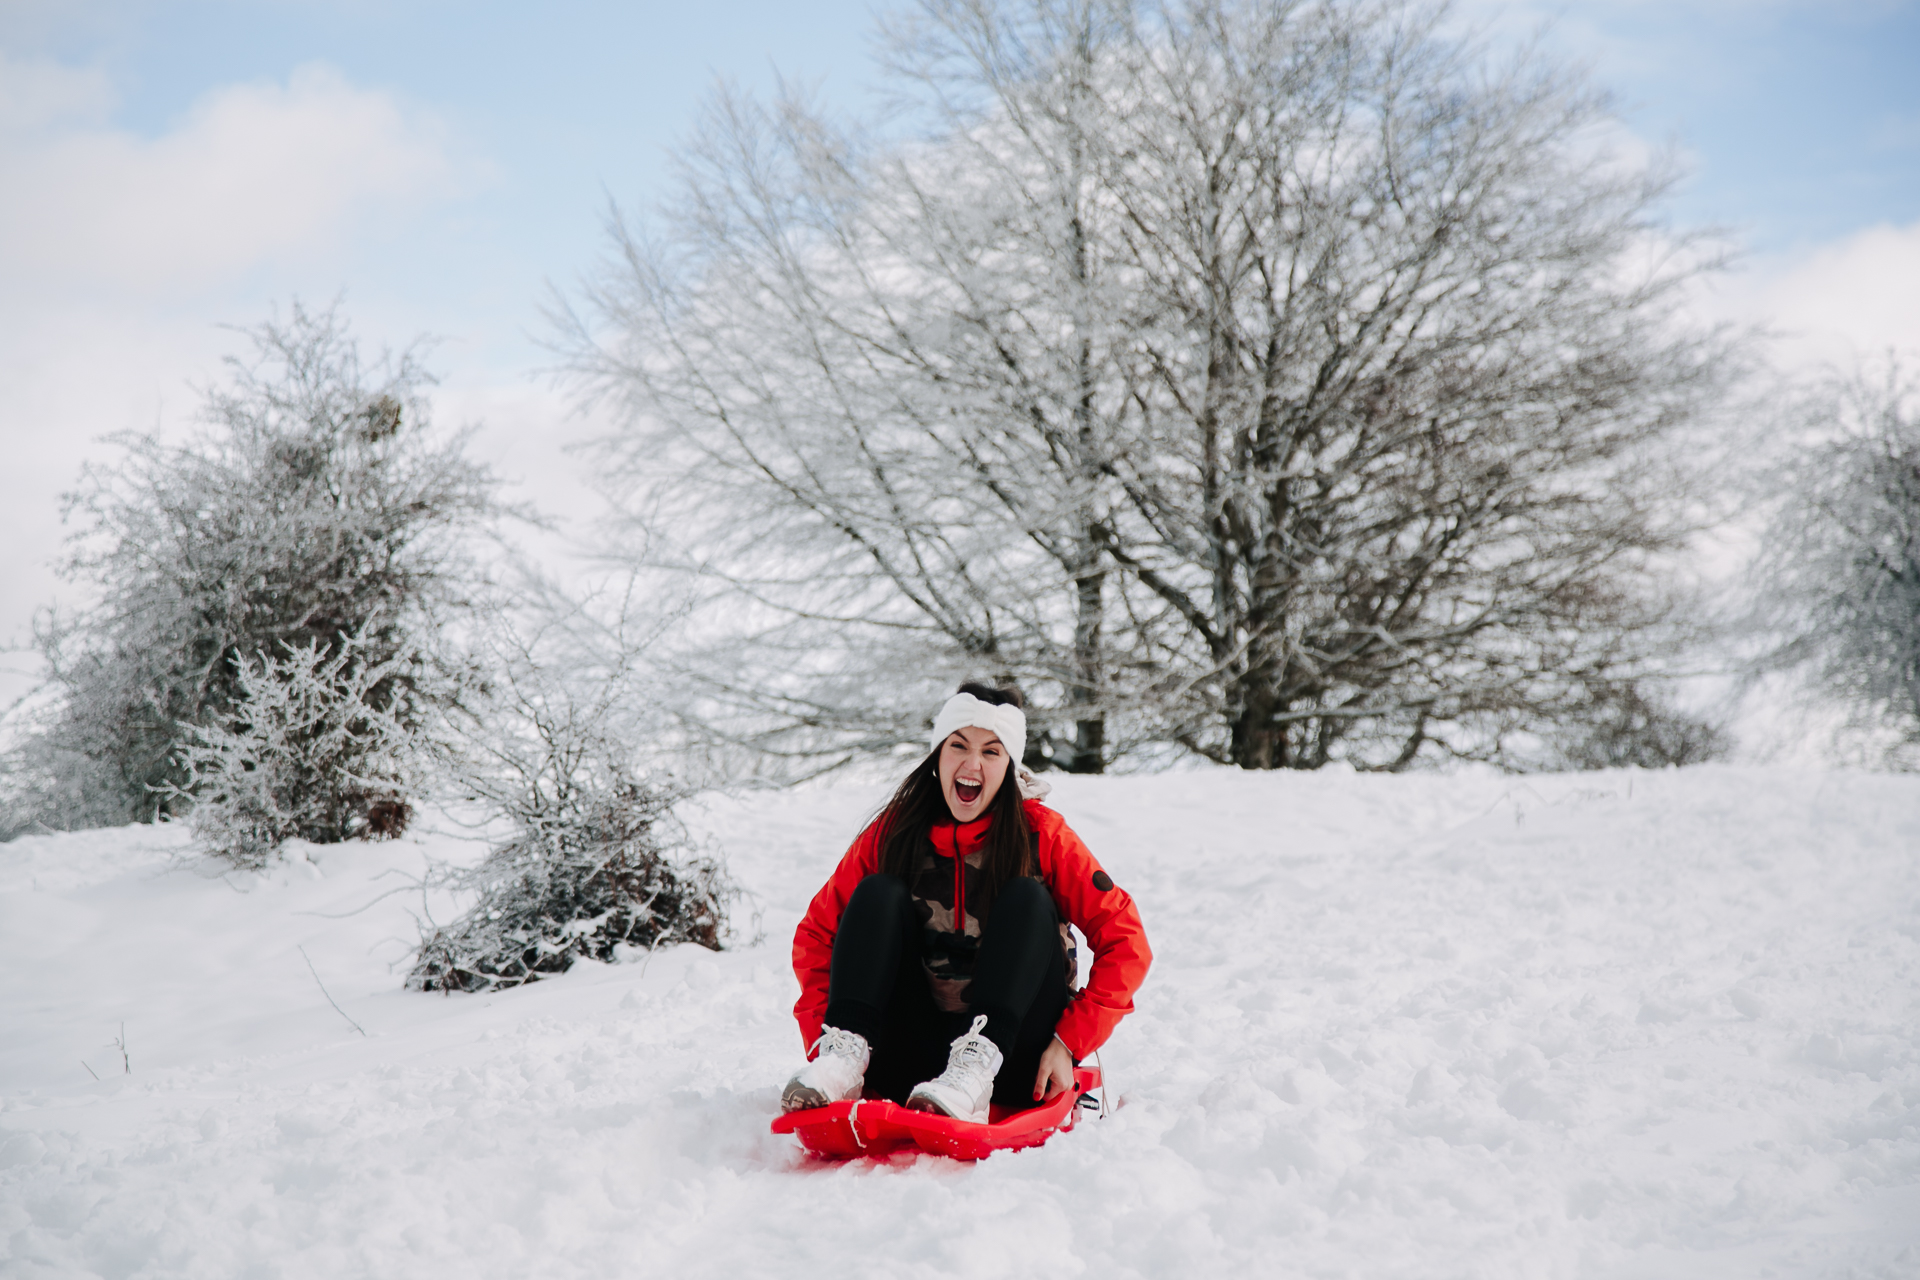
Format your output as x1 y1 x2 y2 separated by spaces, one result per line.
782 683 1152 1122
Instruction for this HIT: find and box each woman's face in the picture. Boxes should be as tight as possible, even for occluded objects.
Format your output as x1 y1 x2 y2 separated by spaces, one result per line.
938 725 1011 823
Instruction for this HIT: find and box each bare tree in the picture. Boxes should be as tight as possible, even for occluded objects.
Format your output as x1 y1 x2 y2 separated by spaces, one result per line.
560 61 1140 772
1062 1 1733 768
561 0 1731 773
1749 359 1920 766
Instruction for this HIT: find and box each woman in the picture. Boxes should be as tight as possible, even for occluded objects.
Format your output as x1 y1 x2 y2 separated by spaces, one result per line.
783 683 1152 1123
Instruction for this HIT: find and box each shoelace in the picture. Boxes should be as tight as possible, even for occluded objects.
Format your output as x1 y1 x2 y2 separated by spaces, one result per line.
813 1026 865 1063
946 1014 995 1081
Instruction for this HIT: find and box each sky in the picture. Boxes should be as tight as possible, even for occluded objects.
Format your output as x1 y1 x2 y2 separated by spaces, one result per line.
1 0 1917 706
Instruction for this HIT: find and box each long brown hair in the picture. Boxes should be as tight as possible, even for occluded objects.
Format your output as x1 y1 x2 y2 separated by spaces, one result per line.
874 682 1035 920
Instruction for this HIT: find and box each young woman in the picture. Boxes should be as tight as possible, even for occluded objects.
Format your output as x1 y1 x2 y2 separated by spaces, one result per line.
783 683 1152 1123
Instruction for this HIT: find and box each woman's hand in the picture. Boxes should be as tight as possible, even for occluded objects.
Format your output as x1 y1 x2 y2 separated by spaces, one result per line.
1033 1035 1075 1102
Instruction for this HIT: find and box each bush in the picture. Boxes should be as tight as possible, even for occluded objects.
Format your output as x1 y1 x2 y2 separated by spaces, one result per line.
407 779 731 993
170 629 416 870
407 617 735 993
0 730 129 843
1540 680 1731 771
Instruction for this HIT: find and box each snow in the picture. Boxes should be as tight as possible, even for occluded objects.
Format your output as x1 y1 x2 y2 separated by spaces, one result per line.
3 765 1919 1278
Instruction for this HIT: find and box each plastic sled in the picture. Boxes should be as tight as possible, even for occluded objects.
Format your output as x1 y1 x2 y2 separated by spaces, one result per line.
773 1065 1102 1161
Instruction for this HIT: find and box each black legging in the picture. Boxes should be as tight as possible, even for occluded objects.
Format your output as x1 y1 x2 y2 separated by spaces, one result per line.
822 873 1072 1111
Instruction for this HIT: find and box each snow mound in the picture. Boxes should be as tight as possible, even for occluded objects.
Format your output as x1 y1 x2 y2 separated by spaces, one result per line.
3 765 1918 1278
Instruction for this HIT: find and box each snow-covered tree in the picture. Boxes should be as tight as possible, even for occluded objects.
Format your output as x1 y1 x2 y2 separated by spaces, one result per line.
9 302 508 834
1752 361 1920 765
561 0 1731 773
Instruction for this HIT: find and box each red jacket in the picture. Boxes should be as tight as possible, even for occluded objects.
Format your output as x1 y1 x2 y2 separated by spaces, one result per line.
792 798 1151 1060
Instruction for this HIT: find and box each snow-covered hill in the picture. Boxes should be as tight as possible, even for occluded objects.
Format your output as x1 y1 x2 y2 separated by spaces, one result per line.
3 766 1918 1279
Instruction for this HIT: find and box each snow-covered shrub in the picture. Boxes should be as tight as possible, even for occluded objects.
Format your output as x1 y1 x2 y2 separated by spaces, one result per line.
2 670 126 839
408 619 734 993
407 779 730 993
171 631 417 870
16 302 507 834
1539 681 1730 771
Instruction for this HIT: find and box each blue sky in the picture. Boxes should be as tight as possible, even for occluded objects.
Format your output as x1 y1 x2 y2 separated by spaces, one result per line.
1534 1 1918 246
11 1 1917 251
1 0 1917 686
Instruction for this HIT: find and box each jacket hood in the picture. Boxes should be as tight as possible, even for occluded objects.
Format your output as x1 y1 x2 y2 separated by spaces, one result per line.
929 812 993 859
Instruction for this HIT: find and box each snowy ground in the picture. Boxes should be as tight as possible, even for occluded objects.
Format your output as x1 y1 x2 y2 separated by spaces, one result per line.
2 765 1918 1279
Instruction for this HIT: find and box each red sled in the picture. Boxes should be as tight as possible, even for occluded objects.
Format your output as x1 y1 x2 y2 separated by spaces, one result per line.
772 1065 1103 1161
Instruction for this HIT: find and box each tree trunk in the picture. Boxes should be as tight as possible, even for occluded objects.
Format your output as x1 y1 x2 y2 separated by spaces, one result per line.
1065 552 1106 773
1229 682 1286 770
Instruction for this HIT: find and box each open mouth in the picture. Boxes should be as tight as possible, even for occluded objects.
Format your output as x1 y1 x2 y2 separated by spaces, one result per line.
954 779 983 806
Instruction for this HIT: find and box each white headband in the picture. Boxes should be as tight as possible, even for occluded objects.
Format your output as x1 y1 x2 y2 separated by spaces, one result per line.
930 693 1026 765
929 692 1053 801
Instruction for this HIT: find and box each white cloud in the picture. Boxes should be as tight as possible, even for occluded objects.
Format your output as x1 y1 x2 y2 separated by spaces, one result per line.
0 59 474 294
0 57 489 691
1692 219 1920 370
0 54 113 133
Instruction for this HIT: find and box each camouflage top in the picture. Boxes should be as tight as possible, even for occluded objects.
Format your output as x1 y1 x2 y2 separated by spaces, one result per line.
908 835 1075 1012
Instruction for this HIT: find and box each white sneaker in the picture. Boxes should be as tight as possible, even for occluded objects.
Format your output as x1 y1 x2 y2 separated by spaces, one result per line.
906 1014 1003 1124
781 1026 870 1113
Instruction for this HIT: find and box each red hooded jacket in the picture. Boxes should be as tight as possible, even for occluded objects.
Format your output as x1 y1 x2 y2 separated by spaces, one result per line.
792 798 1151 1060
